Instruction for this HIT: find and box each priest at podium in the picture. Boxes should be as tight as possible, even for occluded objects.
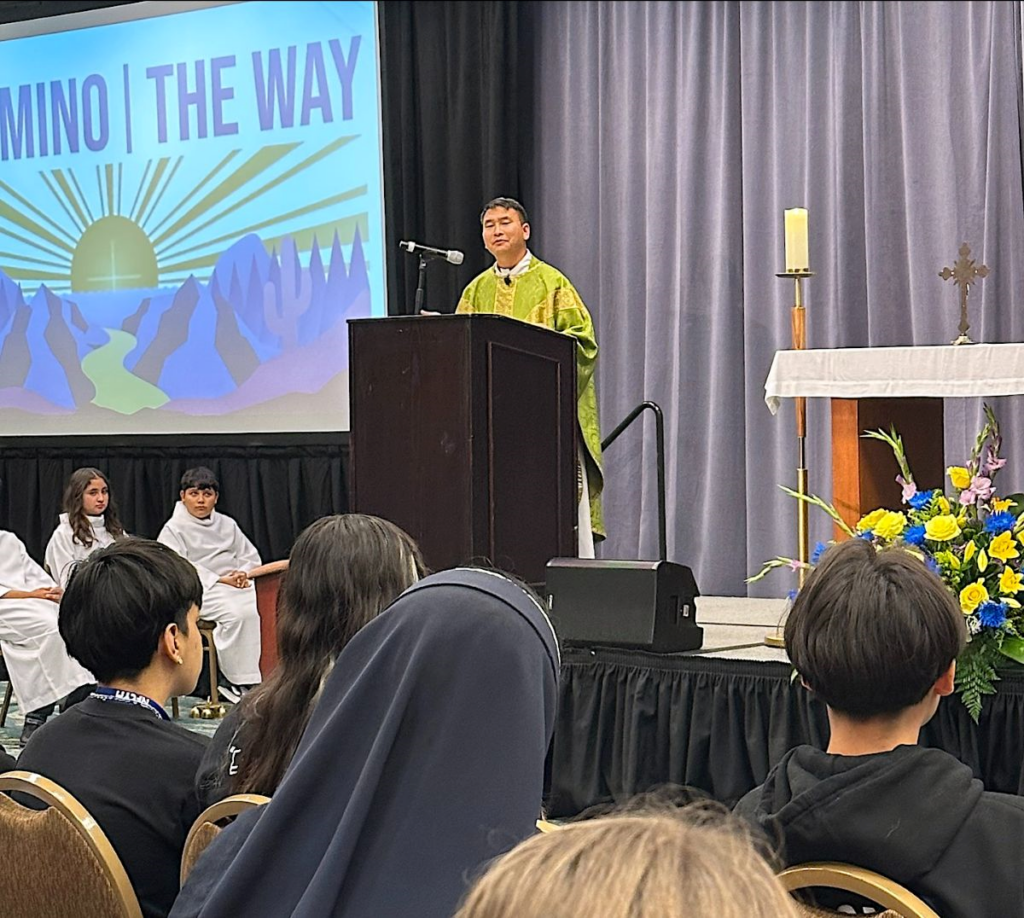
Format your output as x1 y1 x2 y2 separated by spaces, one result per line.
455 197 604 554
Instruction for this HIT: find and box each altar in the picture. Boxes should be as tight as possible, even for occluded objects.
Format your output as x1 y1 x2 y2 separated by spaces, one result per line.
764 343 1024 529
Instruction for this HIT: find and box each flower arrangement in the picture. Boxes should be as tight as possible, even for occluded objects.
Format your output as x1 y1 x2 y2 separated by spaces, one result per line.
750 405 1024 721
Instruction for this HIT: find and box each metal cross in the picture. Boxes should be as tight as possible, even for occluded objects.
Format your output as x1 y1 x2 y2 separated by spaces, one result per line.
939 242 988 345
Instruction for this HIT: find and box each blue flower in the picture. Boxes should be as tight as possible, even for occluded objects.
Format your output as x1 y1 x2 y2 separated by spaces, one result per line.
811 541 829 564
925 556 940 576
904 525 927 546
787 589 798 602
857 530 874 541
978 600 1008 629
985 512 1017 535
908 490 936 510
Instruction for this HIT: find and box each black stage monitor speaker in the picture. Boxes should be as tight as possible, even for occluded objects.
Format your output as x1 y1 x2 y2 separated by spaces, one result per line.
545 558 702 653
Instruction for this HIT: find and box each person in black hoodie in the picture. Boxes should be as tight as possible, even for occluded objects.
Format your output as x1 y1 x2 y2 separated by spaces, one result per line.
735 537 1024 918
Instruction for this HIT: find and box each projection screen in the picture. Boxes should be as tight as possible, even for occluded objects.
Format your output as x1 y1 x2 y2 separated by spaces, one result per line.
0 0 384 434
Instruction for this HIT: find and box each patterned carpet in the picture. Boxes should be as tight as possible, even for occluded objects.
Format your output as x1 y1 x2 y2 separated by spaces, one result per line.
0 686 225 757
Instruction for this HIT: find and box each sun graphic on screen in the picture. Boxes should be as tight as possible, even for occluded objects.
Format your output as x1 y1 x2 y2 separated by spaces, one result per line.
0 135 368 294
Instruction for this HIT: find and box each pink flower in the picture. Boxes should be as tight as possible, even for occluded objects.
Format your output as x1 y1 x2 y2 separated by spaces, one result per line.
897 475 917 503
985 456 1007 473
971 476 994 500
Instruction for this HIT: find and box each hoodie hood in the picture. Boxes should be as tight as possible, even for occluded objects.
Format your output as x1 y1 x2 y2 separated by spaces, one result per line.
744 744 983 882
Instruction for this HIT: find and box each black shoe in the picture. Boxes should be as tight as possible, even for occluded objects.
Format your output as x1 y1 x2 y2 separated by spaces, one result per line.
19 705 54 747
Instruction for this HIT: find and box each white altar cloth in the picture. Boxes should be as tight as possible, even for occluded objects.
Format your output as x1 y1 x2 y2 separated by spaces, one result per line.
764 343 1024 414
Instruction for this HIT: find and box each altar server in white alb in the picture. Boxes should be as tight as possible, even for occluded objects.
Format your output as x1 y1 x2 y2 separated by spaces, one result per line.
45 467 127 588
0 528 94 744
158 467 262 701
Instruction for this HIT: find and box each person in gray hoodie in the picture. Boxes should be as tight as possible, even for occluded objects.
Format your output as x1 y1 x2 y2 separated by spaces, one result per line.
735 538 1024 918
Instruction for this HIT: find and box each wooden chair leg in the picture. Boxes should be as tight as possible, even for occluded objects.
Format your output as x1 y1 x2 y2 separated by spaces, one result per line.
207 638 220 706
0 681 11 728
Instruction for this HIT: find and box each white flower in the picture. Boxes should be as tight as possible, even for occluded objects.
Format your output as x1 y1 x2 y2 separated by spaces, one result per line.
967 614 982 635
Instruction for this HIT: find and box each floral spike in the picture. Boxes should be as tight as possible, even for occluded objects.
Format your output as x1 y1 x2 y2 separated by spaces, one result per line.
746 557 800 584
862 426 915 487
778 485 857 538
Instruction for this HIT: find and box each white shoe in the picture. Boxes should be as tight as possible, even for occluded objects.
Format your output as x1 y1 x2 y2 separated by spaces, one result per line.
218 684 242 704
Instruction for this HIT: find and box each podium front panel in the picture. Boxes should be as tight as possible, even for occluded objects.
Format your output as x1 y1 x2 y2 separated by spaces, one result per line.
350 316 576 583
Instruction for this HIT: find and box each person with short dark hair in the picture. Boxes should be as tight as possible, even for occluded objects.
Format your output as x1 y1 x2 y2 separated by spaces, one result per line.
454 197 605 555
157 467 262 701
18 539 209 918
45 467 128 588
0 527 94 746
735 539 1024 918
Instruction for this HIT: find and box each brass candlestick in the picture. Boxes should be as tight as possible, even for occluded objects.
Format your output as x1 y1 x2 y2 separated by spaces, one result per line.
778 269 814 588
765 269 815 651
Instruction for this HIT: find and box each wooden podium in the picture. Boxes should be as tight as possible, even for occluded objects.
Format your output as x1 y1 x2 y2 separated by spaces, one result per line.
765 343 1024 532
348 314 578 584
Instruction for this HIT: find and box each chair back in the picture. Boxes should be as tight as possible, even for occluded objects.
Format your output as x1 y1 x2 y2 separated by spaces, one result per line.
180 793 270 884
0 770 142 918
779 862 941 918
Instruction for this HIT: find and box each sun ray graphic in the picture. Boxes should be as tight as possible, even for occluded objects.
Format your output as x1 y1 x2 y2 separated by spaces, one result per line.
0 138 370 294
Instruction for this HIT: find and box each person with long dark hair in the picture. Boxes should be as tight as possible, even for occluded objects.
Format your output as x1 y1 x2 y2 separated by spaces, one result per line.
45 467 127 588
195 513 425 807
172 566 560 918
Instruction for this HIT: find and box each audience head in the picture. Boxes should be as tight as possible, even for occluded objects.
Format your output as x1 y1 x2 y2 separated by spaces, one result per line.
180 466 219 520
785 538 967 719
62 466 125 545
454 804 798 918
60 539 204 694
231 513 426 795
480 196 530 266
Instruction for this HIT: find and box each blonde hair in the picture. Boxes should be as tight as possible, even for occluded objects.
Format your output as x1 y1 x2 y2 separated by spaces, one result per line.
454 807 798 918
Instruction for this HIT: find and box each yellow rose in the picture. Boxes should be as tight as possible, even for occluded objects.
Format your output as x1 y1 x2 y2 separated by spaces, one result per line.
999 567 1023 595
948 466 972 490
993 497 1015 512
937 496 951 514
989 531 1020 562
978 549 989 572
960 579 990 614
963 541 977 564
925 515 961 542
873 511 906 541
857 508 888 533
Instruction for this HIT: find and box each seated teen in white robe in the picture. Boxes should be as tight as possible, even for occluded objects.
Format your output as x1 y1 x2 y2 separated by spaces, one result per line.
0 530 94 718
157 478 262 688
45 513 117 588
44 469 125 588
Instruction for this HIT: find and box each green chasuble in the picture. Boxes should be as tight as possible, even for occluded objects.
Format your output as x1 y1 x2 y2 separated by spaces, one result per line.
456 256 605 539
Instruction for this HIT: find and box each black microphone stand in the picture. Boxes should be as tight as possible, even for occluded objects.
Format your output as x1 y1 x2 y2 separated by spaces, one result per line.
413 255 428 314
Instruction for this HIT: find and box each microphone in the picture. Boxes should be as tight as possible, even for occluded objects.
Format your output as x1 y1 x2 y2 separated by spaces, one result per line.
399 240 464 265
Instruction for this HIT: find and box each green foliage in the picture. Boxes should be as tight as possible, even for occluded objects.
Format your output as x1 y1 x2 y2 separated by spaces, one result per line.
955 648 1000 723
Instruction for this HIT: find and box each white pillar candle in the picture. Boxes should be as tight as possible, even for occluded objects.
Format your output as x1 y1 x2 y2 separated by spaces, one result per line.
784 208 809 272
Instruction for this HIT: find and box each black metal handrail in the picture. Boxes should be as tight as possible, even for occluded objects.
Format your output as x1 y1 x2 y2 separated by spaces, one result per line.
600 400 667 561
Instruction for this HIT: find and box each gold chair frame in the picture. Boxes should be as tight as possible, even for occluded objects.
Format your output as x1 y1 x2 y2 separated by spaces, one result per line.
0 769 143 918
779 862 941 918
180 792 270 885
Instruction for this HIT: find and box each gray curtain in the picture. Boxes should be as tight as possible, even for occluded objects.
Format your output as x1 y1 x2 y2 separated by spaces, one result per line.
525 0 1024 595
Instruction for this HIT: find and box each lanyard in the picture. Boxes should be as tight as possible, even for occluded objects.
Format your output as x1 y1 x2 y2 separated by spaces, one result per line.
90 686 170 721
